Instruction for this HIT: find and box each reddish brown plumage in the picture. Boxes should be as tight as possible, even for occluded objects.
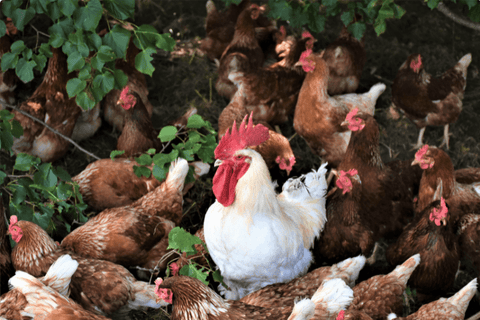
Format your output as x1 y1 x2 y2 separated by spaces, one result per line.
348 255 420 319
116 88 162 157
341 310 373 320
413 146 480 225
386 200 460 296
103 39 153 132
293 52 385 167
323 26 366 95
157 276 301 320
458 214 480 281
313 113 415 264
391 53 471 148
9 219 161 316
0 289 30 320
215 4 265 99
11 47 81 162
62 158 189 273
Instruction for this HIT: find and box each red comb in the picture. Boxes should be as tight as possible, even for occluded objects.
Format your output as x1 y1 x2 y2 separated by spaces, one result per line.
302 31 313 39
280 25 286 37
430 197 448 226
410 54 422 72
337 310 345 320
345 107 365 131
215 113 270 160
415 145 429 162
10 215 18 225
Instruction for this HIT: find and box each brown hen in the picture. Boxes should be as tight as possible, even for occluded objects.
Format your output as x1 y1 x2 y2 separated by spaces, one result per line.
293 51 385 167
8 218 168 317
391 53 472 149
11 47 81 163
61 158 189 275
458 214 480 284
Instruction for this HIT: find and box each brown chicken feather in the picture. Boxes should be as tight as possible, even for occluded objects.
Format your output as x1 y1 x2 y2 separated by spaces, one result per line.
293 51 385 167
103 39 153 132
391 53 471 149
0 194 14 295
388 278 477 320
458 214 480 282
412 145 480 225
215 4 265 99
9 219 167 317
12 47 81 162
348 254 420 319
323 25 366 95
62 158 189 273
386 194 460 296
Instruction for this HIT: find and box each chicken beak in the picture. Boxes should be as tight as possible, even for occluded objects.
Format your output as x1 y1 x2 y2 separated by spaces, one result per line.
340 120 348 127
411 159 420 166
214 159 223 167
286 169 291 176
293 60 303 68
441 218 447 226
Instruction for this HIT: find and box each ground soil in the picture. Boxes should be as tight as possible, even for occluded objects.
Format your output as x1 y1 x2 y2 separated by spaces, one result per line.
1 0 480 319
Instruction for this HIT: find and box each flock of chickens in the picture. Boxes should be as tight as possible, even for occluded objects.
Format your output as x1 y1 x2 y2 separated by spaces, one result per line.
1 0 480 319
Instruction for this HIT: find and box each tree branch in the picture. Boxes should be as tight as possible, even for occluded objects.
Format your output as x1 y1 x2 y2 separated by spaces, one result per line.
436 2 480 31
4 103 101 161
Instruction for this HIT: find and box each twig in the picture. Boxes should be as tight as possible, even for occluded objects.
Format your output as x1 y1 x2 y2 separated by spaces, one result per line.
288 132 297 142
373 74 393 84
7 174 34 179
436 2 480 31
4 103 101 161
467 311 480 320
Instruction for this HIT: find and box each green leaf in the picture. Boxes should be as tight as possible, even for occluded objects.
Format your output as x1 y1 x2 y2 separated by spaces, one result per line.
103 0 135 20
46 1 61 20
135 154 153 166
10 40 26 54
30 0 48 14
88 33 103 50
155 33 176 51
464 0 477 9
167 227 203 255
57 182 73 200
11 120 24 138
39 43 52 57
14 153 40 171
468 3 480 22
341 10 355 26
146 148 156 155
179 264 209 285
392 4 406 19
133 165 151 178
10 7 35 32
92 72 115 95
67 52 85 73
110 150 126 160
0 21 6 38
187 114 207 129
32 211 53 231
32 54 47 72
2 0 23 17
76 91 96 110
113 69 128 89
52 166 72 182
306 3 325 33
103 25 131 59
159 126 178 142
0 170 6 184
1 52 18 72
34 163 57 188
58 0 77 16
348 22 366 40
135 48 156 76
268 0 292 21
16 58 36 83
10 184 27 205
66 78 87 98
427 0 441 9
78 65 91 80
152 153 170 167
73 0 102 32
374 19 387 36
90 56 105 71
152 164 168 181
97 45 116 63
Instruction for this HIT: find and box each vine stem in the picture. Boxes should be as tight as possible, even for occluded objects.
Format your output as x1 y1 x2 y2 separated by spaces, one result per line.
436 2 480 31
4 103 101 161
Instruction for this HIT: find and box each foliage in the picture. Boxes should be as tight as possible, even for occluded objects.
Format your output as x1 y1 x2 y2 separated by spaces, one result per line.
221 0 480 39
0 0 176 110
110 113 217 184
167 227 225 287
1 113 88 246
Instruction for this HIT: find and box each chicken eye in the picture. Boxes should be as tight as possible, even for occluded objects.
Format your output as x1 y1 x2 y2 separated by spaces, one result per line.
236 155 243 160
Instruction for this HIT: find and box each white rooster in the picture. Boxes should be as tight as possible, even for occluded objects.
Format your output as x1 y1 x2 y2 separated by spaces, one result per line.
204 114 328 300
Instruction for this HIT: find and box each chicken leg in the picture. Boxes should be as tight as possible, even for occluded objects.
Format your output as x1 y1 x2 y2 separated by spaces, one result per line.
412 127 426 150
438 124 452 150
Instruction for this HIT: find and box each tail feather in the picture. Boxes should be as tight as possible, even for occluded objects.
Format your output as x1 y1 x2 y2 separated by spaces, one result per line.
389 254 420 285
288 299 316 320
311 278 353 315
190 161 211 177
446 278 477 313
387 314 397 319
332 255 366 287
456 53 472 77
282 163 328 202
366 83 386 105
40 254 79 297
166 158 189 192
